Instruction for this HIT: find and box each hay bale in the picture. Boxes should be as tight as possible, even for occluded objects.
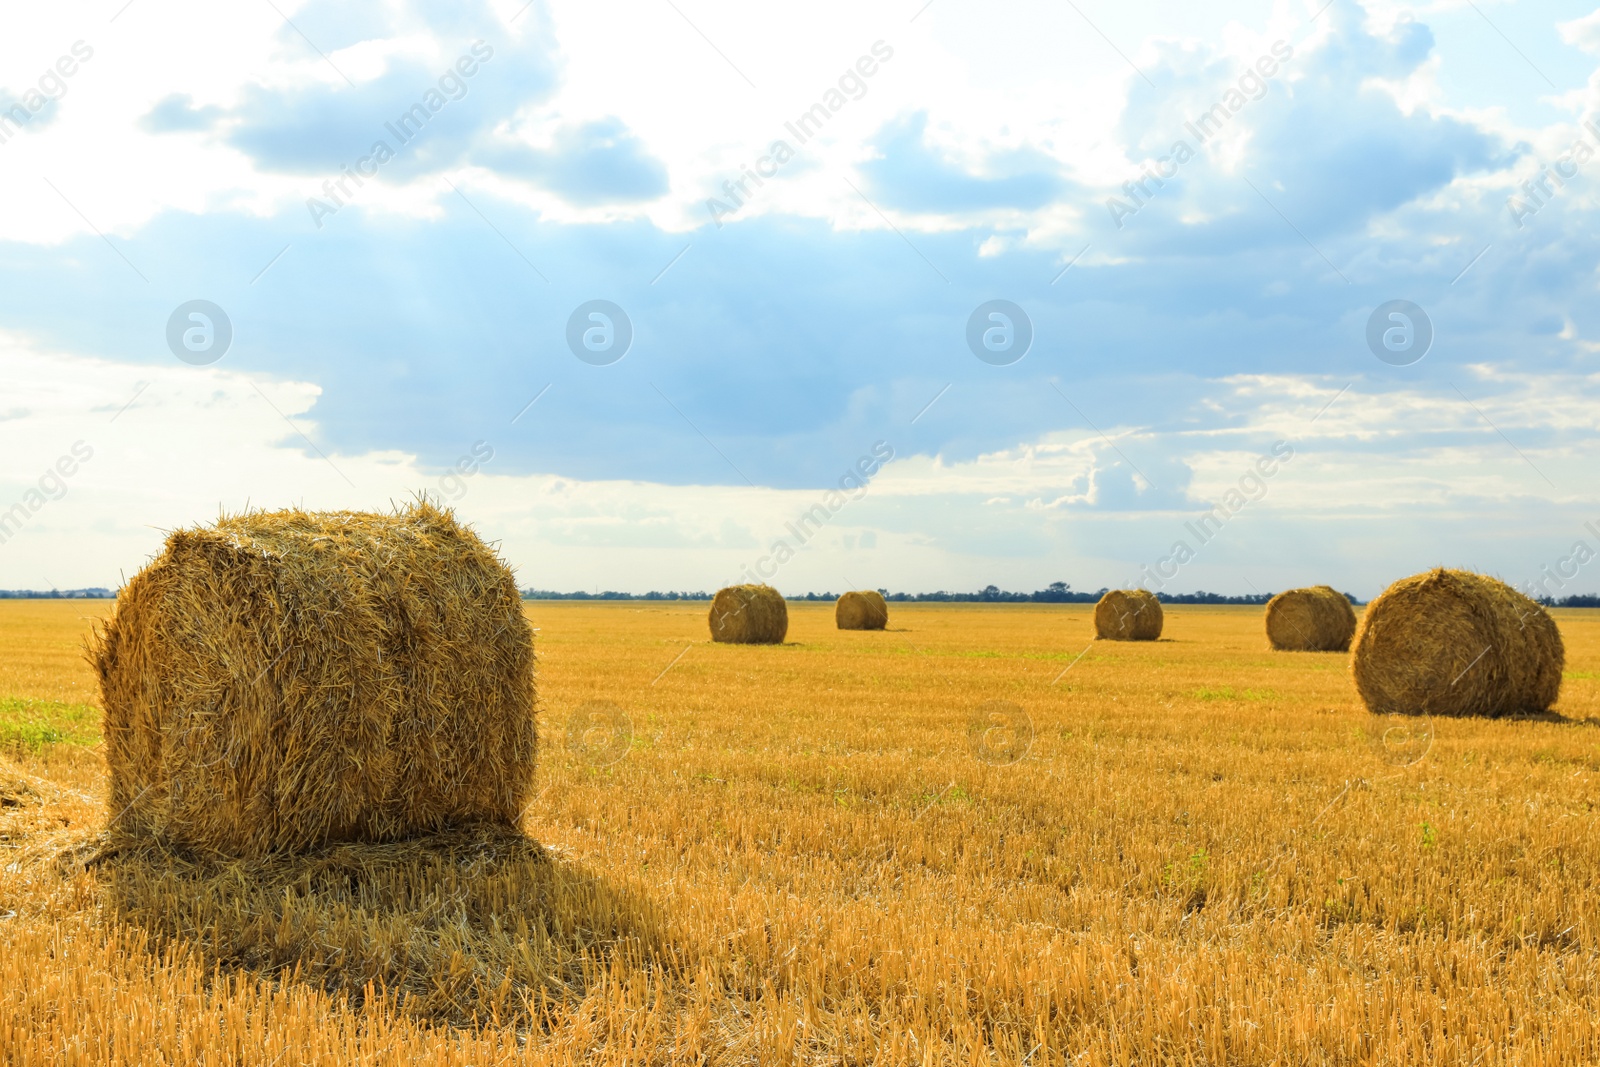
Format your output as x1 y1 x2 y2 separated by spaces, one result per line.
1351 568 1563 717
1094 589 1163 641
708 584 787 644
1265 585 1357 652
91 501 537 857
836 590 888 630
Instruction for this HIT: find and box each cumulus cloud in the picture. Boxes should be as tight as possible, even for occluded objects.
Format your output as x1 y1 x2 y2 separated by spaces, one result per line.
1104 1 1502 256
477 117 670 204
0 0 1596 593
861 111 1070 213
1558 8 1600 55
139 94 225 134
4 336 1590 596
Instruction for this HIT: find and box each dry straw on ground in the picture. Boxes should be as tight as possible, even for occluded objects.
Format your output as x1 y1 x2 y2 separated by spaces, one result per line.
5 602 1600 1064
1094 589 1163 641
97 823 667 1030
1351 567 1563 717
708 584 788 644
90 501 537 857
1265 585 1358 652
835 590 888 631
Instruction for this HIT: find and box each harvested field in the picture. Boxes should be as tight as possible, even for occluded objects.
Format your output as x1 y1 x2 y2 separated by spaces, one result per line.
4 599 1600 1065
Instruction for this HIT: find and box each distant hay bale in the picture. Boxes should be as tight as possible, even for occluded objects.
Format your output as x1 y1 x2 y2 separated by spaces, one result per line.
1351 568 1563 717
91 501 537 857
1265 585 1357 652
708 584 788 644
1094 589 1163 641
836 590 888 630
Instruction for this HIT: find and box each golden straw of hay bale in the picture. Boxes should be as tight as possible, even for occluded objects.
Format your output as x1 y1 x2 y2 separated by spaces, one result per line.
90 501 537 857
1265 585 1358 652
708 584 788 644
1094 589 1163 641
1350 567 1563 717
836 590 888 630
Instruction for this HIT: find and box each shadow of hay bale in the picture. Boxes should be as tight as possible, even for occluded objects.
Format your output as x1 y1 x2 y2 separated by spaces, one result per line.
1499 708 1600 726
99 823 674 1028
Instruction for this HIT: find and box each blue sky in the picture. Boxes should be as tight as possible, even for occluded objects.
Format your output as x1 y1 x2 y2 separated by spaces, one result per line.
1 0 1598 598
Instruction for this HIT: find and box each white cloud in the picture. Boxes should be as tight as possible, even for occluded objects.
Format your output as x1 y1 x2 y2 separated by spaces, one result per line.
3 338 1595 597
1558 8 1600 54
3 0 1599 599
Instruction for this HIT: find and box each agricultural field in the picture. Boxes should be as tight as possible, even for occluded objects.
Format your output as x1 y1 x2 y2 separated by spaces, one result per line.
3 598 1600 1065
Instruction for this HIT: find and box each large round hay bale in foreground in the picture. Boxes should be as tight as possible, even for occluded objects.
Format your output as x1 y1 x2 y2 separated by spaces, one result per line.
1351 568 1563 717
91 501 537 857
1094 589 1163 641
709 584 788 644
1265 585 1358 652
836 590 888 630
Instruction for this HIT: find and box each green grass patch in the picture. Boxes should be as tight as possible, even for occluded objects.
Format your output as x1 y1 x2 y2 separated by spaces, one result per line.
1192 685 1278 702
888 647 1101 663
953 649 1088 661
0 696 101 749
1564 671 1599 681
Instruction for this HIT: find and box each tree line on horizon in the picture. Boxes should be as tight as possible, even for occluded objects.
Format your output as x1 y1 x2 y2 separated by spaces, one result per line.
518 582 1318 606
6 584 1598 608
514 582 1600 607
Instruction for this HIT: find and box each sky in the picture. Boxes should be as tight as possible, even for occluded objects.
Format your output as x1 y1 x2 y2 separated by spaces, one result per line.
1 0 1598 599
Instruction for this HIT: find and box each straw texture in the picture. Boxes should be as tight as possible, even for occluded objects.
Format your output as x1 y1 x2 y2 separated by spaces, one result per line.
708 585 788 644
1094 589 1163 641
91 501 537 856
1350 568 1563 717
836 591 888 631
1265 585 1358 652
